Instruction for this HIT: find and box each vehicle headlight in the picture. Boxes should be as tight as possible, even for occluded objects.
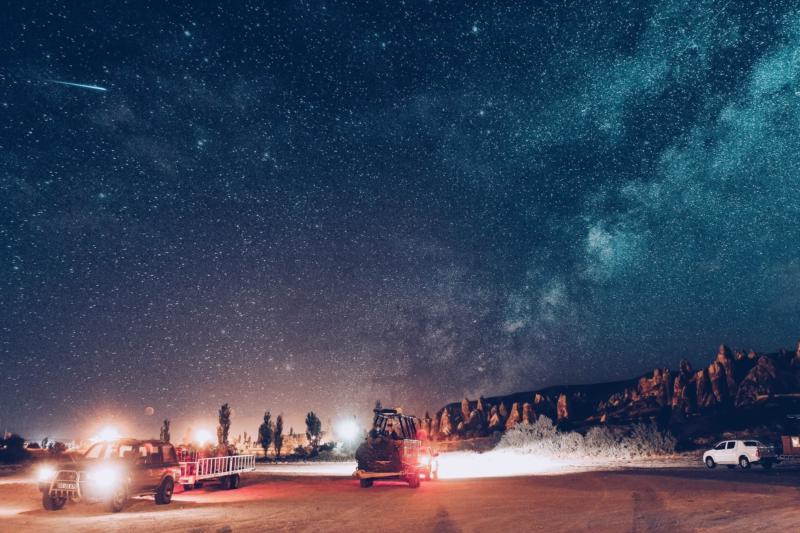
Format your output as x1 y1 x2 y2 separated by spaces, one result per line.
86 466 121 488
37 465 56 483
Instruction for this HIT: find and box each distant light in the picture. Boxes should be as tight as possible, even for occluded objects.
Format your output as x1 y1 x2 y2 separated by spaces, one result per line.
335 418 360 443
91 426 121 443
37 465 56 483
195 428 214 445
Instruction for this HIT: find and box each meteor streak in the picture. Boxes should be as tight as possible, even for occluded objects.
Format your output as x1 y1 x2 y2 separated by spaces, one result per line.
45 79 108 92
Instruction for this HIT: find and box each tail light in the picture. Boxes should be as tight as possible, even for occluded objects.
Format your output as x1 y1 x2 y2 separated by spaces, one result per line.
755 449 760 458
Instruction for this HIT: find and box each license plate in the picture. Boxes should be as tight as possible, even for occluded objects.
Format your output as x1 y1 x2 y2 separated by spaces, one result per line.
57 482 77 490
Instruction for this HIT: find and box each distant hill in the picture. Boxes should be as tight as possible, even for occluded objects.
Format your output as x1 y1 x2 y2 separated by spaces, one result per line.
419 342 800 449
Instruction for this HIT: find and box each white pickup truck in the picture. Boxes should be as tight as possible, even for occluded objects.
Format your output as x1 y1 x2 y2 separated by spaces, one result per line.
703 440 777 470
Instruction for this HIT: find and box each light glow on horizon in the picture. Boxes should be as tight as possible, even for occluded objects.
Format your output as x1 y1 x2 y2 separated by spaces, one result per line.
194 428 214 445
89 425 122 443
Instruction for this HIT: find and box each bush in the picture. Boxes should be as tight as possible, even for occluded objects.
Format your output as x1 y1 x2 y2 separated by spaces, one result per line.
498 415 676 461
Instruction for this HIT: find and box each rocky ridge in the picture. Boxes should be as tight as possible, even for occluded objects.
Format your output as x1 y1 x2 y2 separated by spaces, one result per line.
423 341 800 446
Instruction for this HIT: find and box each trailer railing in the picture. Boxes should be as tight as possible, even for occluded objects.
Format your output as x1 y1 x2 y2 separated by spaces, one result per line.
195 454 255 479
179 454 256 483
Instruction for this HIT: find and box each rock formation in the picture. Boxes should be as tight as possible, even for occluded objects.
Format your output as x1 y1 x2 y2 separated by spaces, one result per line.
488 406 503 431
430 339 800 443
499 402 508 420
694 368 713 408
557 394 569 422
522 402 533 424
671 359 696 414
460 397 470 425
637 368 672 407
439 408 453 437
421 412 432 437
735 356 779 406
714 344 738 398
505 402 520 430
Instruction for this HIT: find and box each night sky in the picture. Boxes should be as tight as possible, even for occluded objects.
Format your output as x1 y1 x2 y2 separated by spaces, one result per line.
2 1 799 440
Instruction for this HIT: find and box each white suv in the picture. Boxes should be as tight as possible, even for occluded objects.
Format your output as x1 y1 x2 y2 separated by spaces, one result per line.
703 440 776 470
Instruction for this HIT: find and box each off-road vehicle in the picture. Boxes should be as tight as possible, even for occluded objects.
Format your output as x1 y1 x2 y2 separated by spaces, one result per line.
354 408 424 488
37 438 181 512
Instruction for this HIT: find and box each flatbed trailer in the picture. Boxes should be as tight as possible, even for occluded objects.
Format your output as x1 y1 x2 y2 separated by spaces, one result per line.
179 454 255 490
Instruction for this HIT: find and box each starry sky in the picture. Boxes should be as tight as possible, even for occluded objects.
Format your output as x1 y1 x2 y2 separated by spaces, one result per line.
2 1 800 440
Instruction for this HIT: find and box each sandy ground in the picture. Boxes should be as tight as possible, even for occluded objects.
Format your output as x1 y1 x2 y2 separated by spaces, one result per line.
1 461 798 532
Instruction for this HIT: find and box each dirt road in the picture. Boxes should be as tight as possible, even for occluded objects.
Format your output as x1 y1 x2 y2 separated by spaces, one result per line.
2 465 798 532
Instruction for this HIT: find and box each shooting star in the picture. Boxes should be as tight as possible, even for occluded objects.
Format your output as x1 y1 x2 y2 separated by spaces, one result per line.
45 80 108 92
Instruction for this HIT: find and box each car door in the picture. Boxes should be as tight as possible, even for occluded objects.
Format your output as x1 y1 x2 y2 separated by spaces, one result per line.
130 445 151 492
711 441 727 462
724 441 737 463
144 443 166 490
161 444 179 481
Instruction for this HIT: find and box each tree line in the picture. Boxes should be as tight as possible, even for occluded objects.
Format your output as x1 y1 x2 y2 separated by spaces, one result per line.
257 409 324 460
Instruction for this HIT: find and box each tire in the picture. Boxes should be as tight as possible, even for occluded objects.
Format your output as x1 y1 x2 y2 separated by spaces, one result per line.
108 486 127 513
218 476 231 490
705 457 715 469
183 484 193 491
761 460 773 470
194 481 204 489
359 478 373 488
228 474 240 490
42 492 66 511
155 477 174 505
739 456 751 469
408 474 420 488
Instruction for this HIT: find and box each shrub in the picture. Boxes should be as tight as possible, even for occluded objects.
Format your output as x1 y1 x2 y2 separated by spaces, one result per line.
498 415 676 461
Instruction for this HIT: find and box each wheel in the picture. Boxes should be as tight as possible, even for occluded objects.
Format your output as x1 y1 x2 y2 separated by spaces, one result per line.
739 456 751 469
155 477 174 505
42 492 66 511
218 476 231 490
108 486 127 512
761 460 773 470
408 475 420 488
194 481 204 489
359 478 373 488
228 474 240 490
183 483 193 491
705 457 716 469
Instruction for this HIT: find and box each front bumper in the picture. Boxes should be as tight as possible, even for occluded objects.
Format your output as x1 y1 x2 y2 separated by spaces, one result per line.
42 470 84 499
42 470 120 501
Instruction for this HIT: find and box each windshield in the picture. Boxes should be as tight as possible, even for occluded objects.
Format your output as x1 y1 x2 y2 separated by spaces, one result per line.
84 443 106 459
83 442 137 460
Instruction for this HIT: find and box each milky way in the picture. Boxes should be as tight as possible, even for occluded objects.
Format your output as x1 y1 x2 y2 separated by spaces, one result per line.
2 1 799 439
